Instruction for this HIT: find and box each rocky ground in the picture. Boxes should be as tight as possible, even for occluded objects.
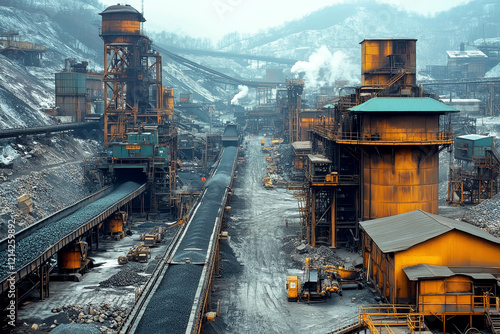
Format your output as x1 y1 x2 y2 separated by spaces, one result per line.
0 135 102 238
11 303 127 334
99 262 148 288
463 194 500 237
282 235 362 269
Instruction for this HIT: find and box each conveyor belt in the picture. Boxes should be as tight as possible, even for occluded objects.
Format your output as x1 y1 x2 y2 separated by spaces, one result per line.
0 182 146 293
122 146 238 334
0 121 99 139
154 45 281 88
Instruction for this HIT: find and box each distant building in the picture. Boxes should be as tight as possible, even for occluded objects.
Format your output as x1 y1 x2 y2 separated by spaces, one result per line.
446 50 487 79
440 98 482 115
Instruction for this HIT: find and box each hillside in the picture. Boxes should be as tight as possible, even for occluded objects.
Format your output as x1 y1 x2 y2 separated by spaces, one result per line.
0 0 500 128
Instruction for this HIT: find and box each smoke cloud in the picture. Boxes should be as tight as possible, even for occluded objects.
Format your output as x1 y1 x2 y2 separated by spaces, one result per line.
291 46 359 89
231 85 249 105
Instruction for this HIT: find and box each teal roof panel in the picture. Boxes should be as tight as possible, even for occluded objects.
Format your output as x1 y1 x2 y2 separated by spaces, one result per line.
349 97 459 113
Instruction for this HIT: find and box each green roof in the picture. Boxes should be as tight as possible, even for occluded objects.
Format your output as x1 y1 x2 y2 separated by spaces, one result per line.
457 134 491 141
349 97 459 113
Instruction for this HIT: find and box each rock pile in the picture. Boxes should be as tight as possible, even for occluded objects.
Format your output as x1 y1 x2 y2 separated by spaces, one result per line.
463 195 500 237
0 137 102 238
283 235 346 267
52 303 128 333
100 264 147 287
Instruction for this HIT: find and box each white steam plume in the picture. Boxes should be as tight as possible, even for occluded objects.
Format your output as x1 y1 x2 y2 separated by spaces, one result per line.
231 85 249 105
291 46 359 89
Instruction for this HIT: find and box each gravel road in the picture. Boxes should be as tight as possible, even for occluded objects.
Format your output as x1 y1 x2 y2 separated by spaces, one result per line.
206 136 374 334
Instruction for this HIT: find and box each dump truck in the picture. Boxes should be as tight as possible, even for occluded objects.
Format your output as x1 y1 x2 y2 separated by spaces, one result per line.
140 226 166 247
286 258 341 303
118 244 150 264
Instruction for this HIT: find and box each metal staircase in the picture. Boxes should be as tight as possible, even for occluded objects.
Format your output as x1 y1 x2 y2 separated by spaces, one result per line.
488 310 500 334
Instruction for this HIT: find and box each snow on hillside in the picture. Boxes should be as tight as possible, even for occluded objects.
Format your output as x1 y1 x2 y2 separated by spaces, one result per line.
0 3 103 128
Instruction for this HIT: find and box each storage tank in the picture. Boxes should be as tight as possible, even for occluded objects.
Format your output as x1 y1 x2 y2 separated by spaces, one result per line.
94 100 105 114
99 4 145 43
58 242 88 273
363 146 439 218
55 72 86 95
347 97 458 219
55 72 87 121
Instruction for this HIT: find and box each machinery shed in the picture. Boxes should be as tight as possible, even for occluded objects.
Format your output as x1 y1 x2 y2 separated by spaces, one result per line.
454 134 494 161
403 264 497 314
360 209 500 306
291 141 312 170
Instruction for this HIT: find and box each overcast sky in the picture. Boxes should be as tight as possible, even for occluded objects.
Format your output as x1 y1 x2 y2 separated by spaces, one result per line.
100 0 472 41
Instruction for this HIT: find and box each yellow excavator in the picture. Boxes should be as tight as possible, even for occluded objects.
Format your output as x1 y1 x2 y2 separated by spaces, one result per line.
286 258 341 303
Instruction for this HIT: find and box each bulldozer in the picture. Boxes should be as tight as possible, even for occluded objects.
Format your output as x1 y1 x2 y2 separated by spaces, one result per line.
118 244 150 264
286 258 341 303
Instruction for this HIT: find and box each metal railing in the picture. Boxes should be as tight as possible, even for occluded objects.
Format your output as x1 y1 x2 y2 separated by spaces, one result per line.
329 304 424 334
365 315 396 334
0 40 46 51
473 295 499 312
407 314 424 334
305 172 359 185
327 314 362 334
311 125 454 144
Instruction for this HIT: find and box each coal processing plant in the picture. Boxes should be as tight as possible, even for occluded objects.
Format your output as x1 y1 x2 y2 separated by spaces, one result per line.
3 2 500 334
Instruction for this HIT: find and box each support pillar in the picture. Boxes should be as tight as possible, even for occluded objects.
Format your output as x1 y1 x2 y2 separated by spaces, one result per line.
95 225 99 251
331 191 336 248
311 191 316 247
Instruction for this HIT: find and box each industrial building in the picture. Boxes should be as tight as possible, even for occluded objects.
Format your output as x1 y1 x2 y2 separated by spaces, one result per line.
448 134 500 205
360 209 500 331
0 31 45 66
3 1 500 332
48 59 104 123
287 39 458 248
95 4 178 215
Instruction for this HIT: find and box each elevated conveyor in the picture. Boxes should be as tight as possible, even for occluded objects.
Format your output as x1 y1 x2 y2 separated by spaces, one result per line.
0 122 100 139
0 182 146 294
121 146 238 334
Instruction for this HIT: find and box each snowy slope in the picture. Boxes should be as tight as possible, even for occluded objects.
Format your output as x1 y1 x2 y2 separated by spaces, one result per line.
220 0 500 75
1 0 499 128
0 2 103 128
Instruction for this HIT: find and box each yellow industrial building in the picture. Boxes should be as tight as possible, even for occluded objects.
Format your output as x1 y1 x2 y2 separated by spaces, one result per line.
361 209 500 330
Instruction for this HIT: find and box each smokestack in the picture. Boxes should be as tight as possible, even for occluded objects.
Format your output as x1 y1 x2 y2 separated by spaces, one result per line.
460 42 465 52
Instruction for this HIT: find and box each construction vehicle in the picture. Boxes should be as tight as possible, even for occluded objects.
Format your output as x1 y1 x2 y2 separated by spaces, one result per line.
323 264 365 289
271 138 283 146
140 226 166 247
286 258 341 303
118 244 150 264
263 176 274 189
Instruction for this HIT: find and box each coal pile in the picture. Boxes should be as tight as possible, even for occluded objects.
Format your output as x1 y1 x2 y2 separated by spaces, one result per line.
173 146 237 264
134 146 237 333
99 265 147 287
134 264 203 333
463 195 500 237
0 182 142 281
